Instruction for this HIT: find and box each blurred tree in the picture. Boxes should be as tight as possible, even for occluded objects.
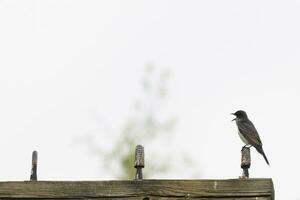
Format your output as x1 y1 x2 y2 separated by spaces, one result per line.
83 65 197 179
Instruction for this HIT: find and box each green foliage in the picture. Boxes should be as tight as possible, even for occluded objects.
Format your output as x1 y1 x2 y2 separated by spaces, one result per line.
83 65 196 179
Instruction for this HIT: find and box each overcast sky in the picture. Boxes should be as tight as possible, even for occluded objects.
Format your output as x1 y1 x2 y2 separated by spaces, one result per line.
1 1 300 199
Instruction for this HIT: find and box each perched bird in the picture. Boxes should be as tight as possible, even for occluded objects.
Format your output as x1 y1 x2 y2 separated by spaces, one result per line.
231 110 269 165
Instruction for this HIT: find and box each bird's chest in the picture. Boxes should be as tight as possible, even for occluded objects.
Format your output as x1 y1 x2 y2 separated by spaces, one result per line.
238 130 249 144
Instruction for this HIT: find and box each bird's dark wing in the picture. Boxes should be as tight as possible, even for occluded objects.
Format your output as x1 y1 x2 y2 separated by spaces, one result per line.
237 120 262 147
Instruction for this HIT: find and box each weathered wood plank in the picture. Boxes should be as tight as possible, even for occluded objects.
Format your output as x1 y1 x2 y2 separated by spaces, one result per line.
0 179 274 199
0 198 271 200
0 198 272 200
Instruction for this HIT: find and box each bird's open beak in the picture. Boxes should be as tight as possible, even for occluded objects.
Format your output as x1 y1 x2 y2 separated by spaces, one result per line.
231 113 236 121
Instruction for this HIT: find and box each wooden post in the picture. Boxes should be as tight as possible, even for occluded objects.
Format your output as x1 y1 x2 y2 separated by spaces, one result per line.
134 145 144 180
241 147 250 179
30 151 38 181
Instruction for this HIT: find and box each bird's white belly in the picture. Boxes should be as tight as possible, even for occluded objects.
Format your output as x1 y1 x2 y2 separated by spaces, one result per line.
238 130 249 144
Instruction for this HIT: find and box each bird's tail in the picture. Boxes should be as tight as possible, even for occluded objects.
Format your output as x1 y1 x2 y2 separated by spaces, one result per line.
256 147 270 165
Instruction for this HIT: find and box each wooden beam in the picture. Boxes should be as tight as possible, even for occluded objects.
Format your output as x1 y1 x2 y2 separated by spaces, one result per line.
8 198 269 200
0 179 274 199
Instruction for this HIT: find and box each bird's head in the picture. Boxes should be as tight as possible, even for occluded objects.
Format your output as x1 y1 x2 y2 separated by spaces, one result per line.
231 110 248 121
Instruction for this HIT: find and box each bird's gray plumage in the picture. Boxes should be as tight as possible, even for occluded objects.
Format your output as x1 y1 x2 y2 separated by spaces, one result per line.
232 110 269 165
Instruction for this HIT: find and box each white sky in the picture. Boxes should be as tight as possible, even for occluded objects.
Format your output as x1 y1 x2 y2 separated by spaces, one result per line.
0 1 300 199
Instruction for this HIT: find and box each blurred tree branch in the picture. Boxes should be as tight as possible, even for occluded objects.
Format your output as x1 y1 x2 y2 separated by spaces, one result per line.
82 64 197 179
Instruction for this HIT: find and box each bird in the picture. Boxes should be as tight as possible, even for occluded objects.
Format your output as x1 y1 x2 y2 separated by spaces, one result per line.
231 110 269 165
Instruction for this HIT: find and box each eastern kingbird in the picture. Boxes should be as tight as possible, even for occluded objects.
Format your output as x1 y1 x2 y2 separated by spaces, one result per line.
231 110 269 165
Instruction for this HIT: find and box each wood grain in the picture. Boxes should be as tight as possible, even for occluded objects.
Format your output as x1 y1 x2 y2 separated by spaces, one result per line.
0 179 274 199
